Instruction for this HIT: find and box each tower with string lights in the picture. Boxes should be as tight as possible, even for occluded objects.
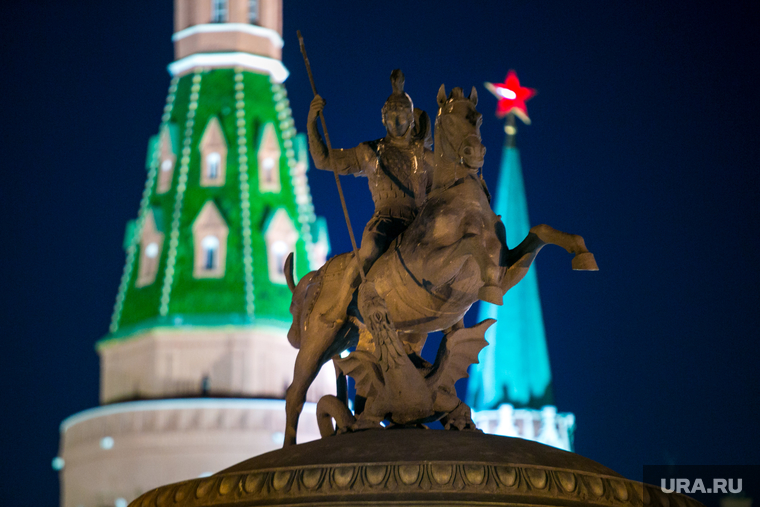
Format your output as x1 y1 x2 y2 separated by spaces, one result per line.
54 1 334 506
466 71 576 451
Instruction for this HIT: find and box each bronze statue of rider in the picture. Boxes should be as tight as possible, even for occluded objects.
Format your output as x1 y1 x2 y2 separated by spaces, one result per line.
306 69 434 327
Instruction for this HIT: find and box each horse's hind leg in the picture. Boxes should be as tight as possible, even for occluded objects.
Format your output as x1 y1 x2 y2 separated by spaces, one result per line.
284 351 324 447
501 224 597 294
333 356 348 406
530 224 598 271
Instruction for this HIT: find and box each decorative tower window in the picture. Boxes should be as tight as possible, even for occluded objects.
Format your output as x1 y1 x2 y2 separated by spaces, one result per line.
156 126 176 194
257 123 281 193
261 157 275 182
211 0 228 22
271 241 288 276
136 209 164 287
248 0 259 24
192 201 229 278
264 208 298 284
199 117 227 187
206 152 221 180
201 235 220 270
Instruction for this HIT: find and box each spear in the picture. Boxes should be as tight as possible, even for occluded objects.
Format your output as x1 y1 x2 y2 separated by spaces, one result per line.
297 31 366 283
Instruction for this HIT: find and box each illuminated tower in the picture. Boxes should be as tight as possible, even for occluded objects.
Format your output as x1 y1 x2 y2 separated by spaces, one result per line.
55 1 333 506
467 71 575 451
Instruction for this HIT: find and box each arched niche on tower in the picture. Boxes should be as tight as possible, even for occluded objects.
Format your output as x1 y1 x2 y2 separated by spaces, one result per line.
136 208 165 287
192 201 229 279
199 117 228 187
257 122 281 193
264 208 297 284
156 125 177 194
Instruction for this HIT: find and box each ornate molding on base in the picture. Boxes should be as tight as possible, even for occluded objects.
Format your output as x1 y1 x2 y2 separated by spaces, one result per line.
131 461 701 507
129 431 703 507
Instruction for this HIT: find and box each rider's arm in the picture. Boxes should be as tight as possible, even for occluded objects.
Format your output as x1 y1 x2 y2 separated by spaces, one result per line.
306 95 362 175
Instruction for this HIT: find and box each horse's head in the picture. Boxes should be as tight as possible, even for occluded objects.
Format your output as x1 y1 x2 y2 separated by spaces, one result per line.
434 85 486 179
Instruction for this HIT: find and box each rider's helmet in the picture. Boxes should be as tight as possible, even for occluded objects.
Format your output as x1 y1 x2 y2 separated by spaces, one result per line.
381 69 415 136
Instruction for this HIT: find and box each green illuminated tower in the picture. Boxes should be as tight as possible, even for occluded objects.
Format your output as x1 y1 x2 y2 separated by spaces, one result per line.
466 72 575 451
56 2 333 506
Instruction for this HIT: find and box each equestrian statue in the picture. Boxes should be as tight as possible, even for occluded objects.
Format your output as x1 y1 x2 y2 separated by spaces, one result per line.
281 68 598 447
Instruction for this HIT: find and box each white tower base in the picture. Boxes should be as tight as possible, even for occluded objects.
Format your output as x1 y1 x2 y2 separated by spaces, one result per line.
58 399 322 507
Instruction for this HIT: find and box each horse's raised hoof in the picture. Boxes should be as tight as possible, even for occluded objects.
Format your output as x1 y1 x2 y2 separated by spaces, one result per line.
478 285 505 305
571 252 599 271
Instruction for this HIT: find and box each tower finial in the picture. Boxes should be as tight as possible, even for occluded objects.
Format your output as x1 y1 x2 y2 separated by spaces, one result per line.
484 70 536 146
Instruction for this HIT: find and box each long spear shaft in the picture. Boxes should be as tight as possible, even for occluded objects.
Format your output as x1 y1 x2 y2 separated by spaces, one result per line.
297 31 366 283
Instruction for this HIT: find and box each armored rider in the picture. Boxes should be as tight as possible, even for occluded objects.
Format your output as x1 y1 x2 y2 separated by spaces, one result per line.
307 69 434 326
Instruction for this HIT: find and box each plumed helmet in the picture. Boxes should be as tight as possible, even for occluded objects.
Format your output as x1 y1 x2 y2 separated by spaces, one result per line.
382 69 414 114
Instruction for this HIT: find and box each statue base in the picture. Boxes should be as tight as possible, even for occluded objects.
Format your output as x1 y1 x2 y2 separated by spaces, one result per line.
130 429 701 506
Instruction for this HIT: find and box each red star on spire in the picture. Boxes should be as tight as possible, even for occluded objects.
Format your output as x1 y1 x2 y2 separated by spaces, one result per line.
485 70 536 124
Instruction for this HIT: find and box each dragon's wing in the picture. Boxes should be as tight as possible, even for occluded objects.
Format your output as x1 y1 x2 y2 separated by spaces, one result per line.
334 350 384 399
426 319 495 395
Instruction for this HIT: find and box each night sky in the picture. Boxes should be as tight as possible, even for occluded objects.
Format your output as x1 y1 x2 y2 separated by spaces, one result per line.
2 1 759 505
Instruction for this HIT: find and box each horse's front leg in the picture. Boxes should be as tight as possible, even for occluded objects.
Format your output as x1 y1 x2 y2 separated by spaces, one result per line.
500 231 546 293
530 224 598 271
501 224 597 294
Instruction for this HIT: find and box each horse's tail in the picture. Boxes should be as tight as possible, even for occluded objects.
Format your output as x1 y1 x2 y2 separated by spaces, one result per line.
285 251 304 349
284 252 296 293
285 256 324 350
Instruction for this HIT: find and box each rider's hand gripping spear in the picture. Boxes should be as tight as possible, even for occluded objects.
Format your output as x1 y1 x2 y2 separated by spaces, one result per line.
297 31 367 284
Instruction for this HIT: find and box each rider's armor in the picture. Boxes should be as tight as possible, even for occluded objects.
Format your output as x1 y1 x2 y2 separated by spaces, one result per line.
359 138 428 221
305 68 433 324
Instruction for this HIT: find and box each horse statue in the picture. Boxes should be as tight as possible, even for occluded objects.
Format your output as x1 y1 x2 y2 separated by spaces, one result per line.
282 84 597 447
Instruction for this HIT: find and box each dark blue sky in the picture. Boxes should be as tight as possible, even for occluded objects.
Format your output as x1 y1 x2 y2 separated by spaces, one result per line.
2 1 759 505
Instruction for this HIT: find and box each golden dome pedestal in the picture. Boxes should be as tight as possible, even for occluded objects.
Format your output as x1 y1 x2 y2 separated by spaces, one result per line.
129 429 703 506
